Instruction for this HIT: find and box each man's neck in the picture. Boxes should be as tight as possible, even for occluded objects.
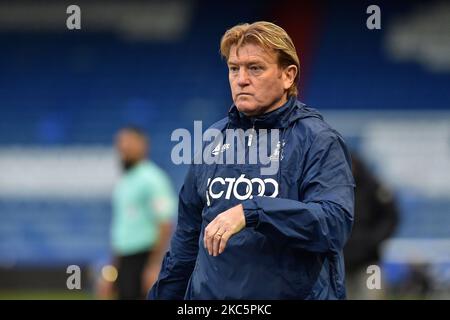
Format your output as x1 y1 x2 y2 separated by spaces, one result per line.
242 94 289 118
263 95 288 115
122 158 145 172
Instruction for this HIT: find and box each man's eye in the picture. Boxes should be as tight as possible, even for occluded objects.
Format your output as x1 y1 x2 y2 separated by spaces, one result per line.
229 66 238 72
250 66 262 71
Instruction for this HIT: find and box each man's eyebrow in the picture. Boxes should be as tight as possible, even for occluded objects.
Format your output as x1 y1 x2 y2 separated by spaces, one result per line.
227 58 266 65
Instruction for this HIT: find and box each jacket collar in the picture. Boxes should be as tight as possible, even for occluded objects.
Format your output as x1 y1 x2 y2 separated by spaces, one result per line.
227 96 297 129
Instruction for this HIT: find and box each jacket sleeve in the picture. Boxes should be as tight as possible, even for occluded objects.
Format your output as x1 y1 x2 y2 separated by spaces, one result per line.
147 164 203 299
242 130 355 253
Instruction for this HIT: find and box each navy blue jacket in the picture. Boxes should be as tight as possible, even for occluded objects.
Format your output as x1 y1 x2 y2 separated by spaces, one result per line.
149 97 355 299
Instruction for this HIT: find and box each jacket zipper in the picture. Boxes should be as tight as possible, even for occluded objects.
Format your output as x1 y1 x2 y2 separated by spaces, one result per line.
248 123 256 147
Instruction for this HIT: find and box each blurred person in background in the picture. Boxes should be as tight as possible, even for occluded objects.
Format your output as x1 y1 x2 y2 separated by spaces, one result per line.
344 152 399 299
97 126 177 299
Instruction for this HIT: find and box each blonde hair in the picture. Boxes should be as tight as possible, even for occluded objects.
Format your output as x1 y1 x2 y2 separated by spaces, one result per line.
220 21 300 97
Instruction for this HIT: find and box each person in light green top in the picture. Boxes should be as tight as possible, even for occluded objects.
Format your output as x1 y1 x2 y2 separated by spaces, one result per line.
108 126 177 300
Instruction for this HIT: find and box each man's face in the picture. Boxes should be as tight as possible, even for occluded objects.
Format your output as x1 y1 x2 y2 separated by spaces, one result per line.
115 130 147 166
228 43 294 116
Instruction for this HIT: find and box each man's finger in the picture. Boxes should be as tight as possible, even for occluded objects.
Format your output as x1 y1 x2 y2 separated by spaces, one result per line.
212 227 226 256
204 221 219 255
203 222 214 248
218 230 233 255
203 225 210 250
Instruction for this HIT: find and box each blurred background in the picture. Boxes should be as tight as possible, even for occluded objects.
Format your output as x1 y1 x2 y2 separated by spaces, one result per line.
0 0 449 299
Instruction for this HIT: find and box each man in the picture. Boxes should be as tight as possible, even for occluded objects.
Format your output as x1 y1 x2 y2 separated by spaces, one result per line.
110 126 177 299
149 21 355 299
345 152 398 299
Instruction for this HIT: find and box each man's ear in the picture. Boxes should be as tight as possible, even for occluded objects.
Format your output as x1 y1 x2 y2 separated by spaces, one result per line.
282 65 298 90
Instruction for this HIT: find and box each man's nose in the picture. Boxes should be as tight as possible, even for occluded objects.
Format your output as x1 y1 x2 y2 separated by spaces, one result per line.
237 68 250 86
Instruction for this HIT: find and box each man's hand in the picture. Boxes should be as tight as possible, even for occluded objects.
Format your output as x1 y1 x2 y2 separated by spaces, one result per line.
95 276 116 300
203 204 245 256
141 263 161 296
142 221 172 296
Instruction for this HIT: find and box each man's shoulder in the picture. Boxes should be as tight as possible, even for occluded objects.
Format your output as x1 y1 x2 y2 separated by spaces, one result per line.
190 117 228 165
291 103 343 145
139 161 170 182
207 117 229 131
